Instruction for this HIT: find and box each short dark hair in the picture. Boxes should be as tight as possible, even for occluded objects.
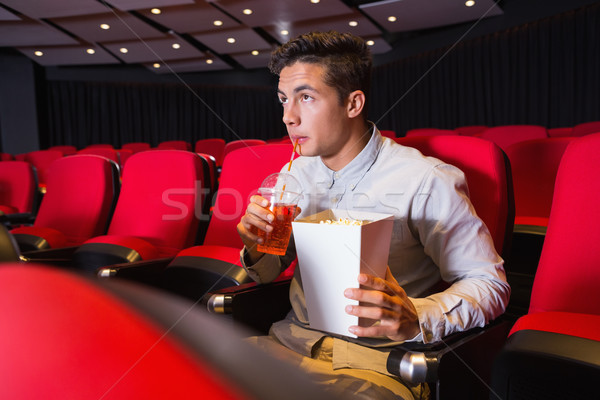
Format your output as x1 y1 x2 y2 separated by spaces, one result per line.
269 31 372 114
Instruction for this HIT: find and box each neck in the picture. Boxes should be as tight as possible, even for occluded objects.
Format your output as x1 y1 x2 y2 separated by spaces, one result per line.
322 121 372 171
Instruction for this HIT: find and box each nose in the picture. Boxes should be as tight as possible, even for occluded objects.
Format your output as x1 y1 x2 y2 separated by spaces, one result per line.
282 102 299 126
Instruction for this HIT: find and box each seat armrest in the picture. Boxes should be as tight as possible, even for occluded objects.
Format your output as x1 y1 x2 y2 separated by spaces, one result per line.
491 329 600 399
97 258 173 289
206 278 292 335
387 319 511 398
20 246 79 268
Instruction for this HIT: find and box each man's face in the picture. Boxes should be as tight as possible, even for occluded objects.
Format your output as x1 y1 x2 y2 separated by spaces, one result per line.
277 62 352 162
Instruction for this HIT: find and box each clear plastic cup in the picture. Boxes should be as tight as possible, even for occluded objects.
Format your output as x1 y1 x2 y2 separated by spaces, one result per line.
256 173 302 256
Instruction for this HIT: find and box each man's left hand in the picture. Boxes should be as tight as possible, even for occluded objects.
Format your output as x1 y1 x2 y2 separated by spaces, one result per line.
344 267 420 341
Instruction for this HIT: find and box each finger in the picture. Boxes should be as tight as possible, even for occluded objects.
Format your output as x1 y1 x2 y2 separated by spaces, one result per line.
348 324 397 338
345 303 396 321
345 287 398 309
246 202 275 224
358 273 402 296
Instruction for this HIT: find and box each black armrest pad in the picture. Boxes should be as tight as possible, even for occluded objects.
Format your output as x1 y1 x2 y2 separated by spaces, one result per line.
207 278 292 334
492 329 600 399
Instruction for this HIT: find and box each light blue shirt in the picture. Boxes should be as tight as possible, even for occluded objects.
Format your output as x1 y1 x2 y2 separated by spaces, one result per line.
242 124 509 370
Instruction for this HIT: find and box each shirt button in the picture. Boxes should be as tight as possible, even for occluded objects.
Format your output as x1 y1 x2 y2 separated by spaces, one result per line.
334 173 340 179
349 184 355 190
331 198 338 204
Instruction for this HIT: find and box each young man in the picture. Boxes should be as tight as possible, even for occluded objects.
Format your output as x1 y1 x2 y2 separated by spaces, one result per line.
237 31 509 399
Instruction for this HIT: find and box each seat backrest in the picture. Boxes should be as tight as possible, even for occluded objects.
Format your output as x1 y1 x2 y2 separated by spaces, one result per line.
203 144 294 248
479 125 548 151
528 133 600 315
0 153 14 161
48 145 77 155
157 140 192 151
572 121 600 137
77 147 120 164
0 161 37 214
395 135 514 258
24 150 63 187
506 137 573 226
222 139 267 162
122 142 151 154
405 128 457 137
34 155 120 246
195 138 226 166
379 130 396 139
547 127 573 138
454 125 488 136
107 150 205 254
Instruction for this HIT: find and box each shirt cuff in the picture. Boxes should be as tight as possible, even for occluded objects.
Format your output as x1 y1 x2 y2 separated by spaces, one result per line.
240 247 282 283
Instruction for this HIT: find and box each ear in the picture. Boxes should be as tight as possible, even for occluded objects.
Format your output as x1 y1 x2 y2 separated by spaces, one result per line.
346 90 366 119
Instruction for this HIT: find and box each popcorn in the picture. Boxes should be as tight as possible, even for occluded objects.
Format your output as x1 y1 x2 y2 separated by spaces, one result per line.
319 217 365 226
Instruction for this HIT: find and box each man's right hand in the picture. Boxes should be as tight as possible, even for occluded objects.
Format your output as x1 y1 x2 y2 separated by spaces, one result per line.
237 194 274 264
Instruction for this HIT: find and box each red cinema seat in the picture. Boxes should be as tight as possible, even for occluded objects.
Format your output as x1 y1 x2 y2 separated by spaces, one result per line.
395 135 513 257
379 130 396 139
78 147 120 164
506 137 573 229
73 150 205 272
0 153 13 161
491 133 600 400
547 127 573 138
121 142 151 154
0 161 37 217
222 139 266 161
454 125 488 136
479 125 548 151
48 145 77 155
11 155 119 251
195 138 226 167
0 264 332 400
157 140 192 151
572 120 600 136
24 150 63 191
161 144 296 301
405 128 457 137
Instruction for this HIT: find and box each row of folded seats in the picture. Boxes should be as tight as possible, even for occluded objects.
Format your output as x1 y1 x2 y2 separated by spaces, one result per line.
1 133 599 398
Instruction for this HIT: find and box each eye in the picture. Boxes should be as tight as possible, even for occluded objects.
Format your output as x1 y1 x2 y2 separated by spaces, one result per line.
278 96 288 105
301 94 313 102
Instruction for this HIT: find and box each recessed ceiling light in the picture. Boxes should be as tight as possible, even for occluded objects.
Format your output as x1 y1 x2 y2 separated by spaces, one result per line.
349 21 358 27
281 30 289 36
172 43 181 49
213 20 223 26
86 48 95 54
251 50 259 56
206 59 214 64
465 0 475 6
119 48 128 53
387 16 397 22
100 23 110 30
34 51 43 57
227 37 236 44
153 63 160 68
243 9 253 15
366 40 375 46
311 0 320 3
151 8 161 14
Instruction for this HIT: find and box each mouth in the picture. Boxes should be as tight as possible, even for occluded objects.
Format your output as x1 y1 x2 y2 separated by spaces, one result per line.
290 136 308 144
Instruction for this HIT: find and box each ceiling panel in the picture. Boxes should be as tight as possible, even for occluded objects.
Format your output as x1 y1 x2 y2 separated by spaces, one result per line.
0 21 79 47
144 56 232 74
103 35 205 63
230 50 272 70
106 0 195 11
0 0 108 19
264 10 381 44
49 10 164 43
192 27 272 55
137 3 240 34
16 45 120 66
360 0 503 33
208 0 353 27
0 6 20 21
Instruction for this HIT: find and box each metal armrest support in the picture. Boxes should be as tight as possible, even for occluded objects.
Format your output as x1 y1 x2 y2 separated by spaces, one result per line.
20 246 79 268
387 319 511 399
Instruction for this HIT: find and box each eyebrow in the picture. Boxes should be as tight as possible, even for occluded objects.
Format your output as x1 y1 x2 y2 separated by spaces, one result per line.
277 84 319 96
